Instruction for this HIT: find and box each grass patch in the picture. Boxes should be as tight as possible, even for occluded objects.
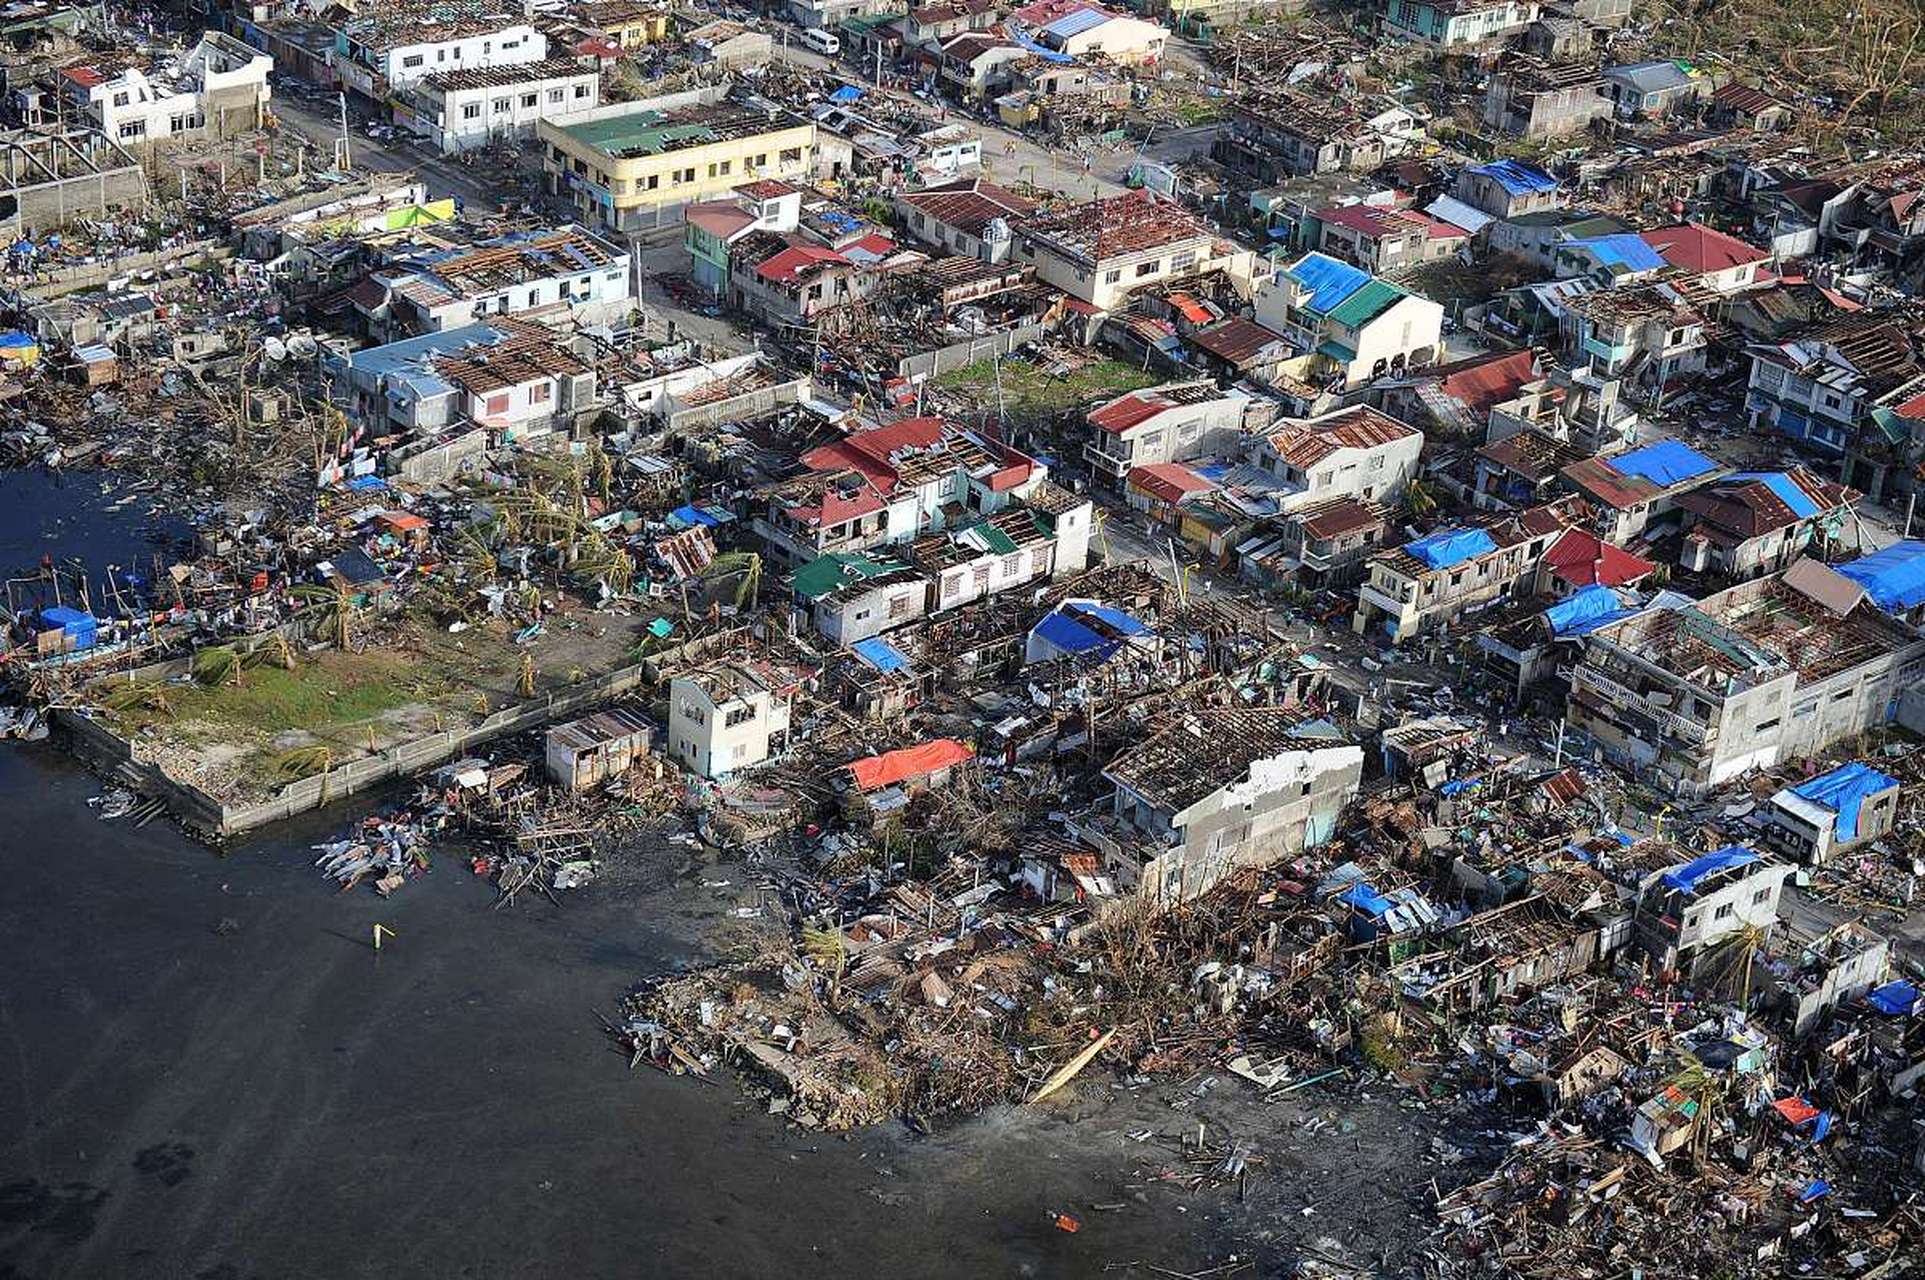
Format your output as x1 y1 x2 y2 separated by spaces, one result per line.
933 356 1159 419
110 648 450 737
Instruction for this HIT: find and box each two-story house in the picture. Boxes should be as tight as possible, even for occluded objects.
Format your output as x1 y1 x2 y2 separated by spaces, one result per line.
1745 315 1924 459
334 11 546 105
1676 469 1855 580
667 663 799 778
1384 0 1536 48
1255 404 1424 513
1558 280 1706 396
1353 499 1581 641
1255 251 1444 387
1083 381 1252 488
684 179 803 296
1089 708 1363 906
896 176 1035 263
1013 189 1249 313
1639 222 1771 293
1310 203 1470 275
1557 437 1724 545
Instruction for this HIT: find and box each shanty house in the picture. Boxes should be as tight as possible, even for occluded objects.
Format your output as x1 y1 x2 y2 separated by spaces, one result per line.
1095 709 1364 905
1744 316 1924 460
1766 762 1902 866
356 224 633 337
1602 60 1709 118
545 708 653 791
668 663 797 779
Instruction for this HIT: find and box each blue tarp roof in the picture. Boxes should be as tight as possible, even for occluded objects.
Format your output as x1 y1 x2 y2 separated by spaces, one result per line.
1726 471 1821 519
1662 845 1759 894
851 636 910 674
1042 6 1108 37
1007 25 1074 61
40 606 94 629
1609 439 1719 487
1567 233 1667 272
1545 584 1628 636
1032 610 1117 658
1792 761 1899 841
1285 252 1370 314
1404 527 1497 569
669 504 727 528
1868 980 1920 1016
827 85 863 103
1071 602 1147 635
346 474 389 491
1470 158 1558 197
1836 539 1925 612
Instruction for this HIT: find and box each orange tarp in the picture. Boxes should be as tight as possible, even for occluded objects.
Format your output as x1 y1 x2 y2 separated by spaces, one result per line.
846 738 974 792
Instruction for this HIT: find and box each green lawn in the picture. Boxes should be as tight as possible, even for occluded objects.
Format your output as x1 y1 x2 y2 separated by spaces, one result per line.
934 357 1159 419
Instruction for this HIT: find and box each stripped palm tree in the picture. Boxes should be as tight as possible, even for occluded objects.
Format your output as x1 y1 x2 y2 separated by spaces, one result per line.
516 653 537 699
192 644 245 688
291 582 361 651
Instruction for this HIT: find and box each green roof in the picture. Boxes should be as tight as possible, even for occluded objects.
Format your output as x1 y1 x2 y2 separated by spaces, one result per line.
793 552 907 601
1325 279 1407 328
964 523 1020 555
556 109 720 158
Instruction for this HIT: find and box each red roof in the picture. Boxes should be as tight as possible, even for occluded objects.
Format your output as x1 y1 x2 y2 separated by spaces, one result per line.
685 201 756 240
1128 462 1215 504
1542 528 1655 588
847 738 974 791
1891 390 1925 420
756 244 848 284
1089 390 1167 434
1166 291 1213 325
1639 223 1769 275
846 231 898 257
61 65 104 88
1316 203 1467 242
1436 348 1539 416
801 416 950 489
739 179 799 199
573 36 623 57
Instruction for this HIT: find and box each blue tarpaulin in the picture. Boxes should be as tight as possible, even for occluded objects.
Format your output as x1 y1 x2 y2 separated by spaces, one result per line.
1610 439 1719 487
1545 584 1629 635
1567 234 1667 272
40 605 97 649
827 85 863 103
1868 980 1920 1016
346 474 389 491
1469 158 1558 197
1338 881 1394 917
1438 778 1482 796
668 504 727 528
1032 610 1118 659
1404 527 1497 569
1811 1111 1833 1142
1726 471 1821 519
1799 1180 1831 1204
1285 252 1370 313
1836 539 1925 613
851 636 910 674
1662 845 1759 894
1792 761 1898 841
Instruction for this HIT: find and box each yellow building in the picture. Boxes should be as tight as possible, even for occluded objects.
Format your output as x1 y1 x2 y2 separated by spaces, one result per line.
538 89 815 232
578 1 671 47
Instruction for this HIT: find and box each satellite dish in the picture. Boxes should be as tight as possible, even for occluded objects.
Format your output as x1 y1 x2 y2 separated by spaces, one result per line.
286 332 317 357
262 337 288 361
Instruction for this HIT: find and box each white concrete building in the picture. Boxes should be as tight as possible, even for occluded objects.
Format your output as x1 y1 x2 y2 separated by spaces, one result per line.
1256 404 1424 513
668 664 797 778
1084 382 1252 488
1016 189 1253 313
404 59 600 154
358 224 632 337
62 32 272 145
334 13 546 99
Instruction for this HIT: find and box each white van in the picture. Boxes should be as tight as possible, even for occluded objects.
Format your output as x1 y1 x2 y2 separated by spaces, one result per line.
802 27 839 55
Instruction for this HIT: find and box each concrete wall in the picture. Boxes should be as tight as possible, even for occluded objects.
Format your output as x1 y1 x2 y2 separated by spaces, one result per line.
898 322 1048 380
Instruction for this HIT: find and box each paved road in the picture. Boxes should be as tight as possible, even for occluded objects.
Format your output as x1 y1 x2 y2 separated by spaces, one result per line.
268 90 513 211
